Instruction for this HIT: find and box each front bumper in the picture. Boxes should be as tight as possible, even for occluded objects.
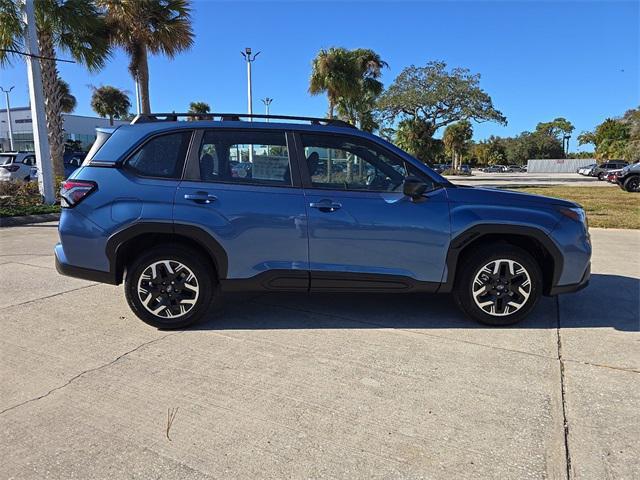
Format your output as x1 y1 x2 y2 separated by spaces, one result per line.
55 243 117 284
548 262 590 295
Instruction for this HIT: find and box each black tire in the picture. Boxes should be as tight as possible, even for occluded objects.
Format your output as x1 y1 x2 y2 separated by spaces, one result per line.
453 244 542 326
624 175 640 192
124 245 217 329
598 172 606 180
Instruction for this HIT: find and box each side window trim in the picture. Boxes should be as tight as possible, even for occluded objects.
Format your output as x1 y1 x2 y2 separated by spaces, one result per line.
183 128 301 188
122 129 194 180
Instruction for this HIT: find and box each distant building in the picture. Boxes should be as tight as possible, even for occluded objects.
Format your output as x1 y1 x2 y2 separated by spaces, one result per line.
0 106 128 152
527 158 597 173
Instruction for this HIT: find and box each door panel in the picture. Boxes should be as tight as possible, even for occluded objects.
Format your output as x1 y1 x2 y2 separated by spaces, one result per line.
174 128 308 281
305 188 450 283
296 132 451 285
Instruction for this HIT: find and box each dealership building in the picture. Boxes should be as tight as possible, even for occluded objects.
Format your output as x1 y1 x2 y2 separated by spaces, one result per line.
0 106 128 152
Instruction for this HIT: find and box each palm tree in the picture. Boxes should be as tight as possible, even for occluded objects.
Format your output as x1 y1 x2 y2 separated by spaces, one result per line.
90 86 131 125
58 79 76 113
443 120 473 171
309 47 358 119
101 0 194 114
187 101 211 120
0 1 111 177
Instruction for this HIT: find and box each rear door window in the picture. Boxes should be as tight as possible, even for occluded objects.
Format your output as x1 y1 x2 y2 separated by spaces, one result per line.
125 131 192 179
197 130 292 186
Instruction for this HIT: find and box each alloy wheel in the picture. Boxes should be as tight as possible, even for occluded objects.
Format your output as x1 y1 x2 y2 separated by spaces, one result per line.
137 260 199 318
472 259 532 317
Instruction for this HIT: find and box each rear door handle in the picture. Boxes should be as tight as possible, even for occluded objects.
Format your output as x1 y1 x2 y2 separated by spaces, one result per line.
309 200 342 212
184 192 217 204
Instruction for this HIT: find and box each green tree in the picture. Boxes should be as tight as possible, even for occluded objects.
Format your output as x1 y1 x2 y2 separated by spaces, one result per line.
578 117 630 160
443 120 473 170
58 79 76 113
90 85 131 125
310 47 387 123
1 0 111 177
101 0 194 114
378 61 505 165
471 136 506 165
535 117 574 139
334 48 388 130
187 101 211 120
394 118 444 164
378 61 506 133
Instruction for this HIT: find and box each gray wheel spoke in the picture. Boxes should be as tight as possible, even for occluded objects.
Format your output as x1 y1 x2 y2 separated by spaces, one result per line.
137 260 199 319
472 259 531 317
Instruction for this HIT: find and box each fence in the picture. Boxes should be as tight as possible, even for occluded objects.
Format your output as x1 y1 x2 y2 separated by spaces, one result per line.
527 158 596 173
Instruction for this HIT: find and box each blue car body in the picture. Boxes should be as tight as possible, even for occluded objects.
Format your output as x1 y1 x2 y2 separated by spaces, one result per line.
56 116 591 324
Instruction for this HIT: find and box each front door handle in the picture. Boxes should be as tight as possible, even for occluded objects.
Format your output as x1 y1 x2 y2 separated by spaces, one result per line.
184 191 217 204
309 200 342 212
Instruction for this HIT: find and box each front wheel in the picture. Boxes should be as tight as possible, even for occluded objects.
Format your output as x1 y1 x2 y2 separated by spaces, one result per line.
624 175 640 192
124 245 217 329
453 245 542 326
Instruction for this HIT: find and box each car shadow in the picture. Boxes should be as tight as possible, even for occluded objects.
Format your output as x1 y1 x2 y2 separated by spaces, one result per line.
186 274 638 332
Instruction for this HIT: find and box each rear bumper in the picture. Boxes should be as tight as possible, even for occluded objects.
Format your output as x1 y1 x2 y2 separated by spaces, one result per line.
55 244 117 284
548 262 590 295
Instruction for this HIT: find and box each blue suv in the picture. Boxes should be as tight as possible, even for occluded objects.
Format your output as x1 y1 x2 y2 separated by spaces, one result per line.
55 113 591 328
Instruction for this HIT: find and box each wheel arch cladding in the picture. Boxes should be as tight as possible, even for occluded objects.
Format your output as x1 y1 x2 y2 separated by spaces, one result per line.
106 222 228 284
440 224 562 295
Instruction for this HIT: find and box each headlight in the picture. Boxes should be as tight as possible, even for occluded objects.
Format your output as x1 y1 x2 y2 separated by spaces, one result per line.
558 206 587 226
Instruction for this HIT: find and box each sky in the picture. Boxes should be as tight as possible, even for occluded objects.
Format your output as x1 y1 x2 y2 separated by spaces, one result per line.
1 0 638 151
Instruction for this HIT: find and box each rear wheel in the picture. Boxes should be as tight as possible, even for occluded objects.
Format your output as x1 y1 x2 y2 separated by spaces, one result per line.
453 245 542 326
623 175 640 192
598 172 606 180
125 245 217 329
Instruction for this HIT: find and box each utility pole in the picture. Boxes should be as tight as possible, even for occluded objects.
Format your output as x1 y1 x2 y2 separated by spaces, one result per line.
23 0 55 204
241 47 260 162
1 86 15 151
261 97 273 120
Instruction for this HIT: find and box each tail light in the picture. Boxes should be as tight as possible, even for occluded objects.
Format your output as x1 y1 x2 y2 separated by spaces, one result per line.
60 179 97 208
1 164 20 172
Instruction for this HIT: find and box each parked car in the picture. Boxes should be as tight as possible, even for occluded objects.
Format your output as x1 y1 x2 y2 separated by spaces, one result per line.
615 162 640 192
0 152 37 182
506 165 526 173
55 113 591 329
605 170 622 183
591 160 629 180
577 164 596 175
483 165 506 173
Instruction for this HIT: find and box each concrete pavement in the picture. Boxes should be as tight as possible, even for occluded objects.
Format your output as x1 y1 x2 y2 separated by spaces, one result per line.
0 223 638 479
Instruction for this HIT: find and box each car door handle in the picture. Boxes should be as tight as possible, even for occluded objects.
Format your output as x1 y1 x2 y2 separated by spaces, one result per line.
309 200 342 212
184 192 217 204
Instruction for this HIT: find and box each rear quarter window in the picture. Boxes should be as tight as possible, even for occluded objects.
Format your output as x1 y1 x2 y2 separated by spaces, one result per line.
125 131 192 179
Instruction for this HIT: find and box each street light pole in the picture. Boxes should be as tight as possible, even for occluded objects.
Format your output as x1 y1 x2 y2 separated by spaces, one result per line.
241 47 260 162
241 48 261 118
1 86 15 151
262 97 273 120
23 0 55 204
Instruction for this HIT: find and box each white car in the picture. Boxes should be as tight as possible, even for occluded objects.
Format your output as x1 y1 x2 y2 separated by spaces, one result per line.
0 152 37 182
577 164 596 176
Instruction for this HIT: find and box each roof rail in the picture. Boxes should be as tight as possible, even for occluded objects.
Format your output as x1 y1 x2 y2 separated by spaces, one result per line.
130 112 356 128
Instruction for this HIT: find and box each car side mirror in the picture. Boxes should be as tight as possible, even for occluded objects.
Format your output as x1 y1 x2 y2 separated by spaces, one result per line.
403 176 427 199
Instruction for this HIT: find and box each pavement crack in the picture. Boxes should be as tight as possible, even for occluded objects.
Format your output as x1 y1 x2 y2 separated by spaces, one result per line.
556 296 573 480
0 332 179 417
0 284 99 310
